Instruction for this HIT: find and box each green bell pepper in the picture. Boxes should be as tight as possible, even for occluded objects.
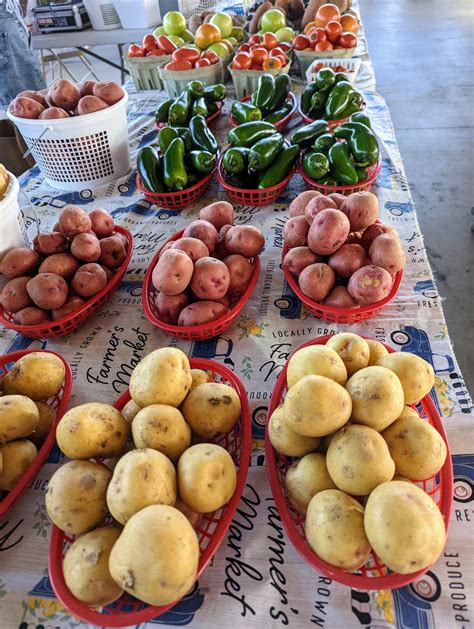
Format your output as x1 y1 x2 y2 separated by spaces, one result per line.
315 67 336 92
302 151 330 181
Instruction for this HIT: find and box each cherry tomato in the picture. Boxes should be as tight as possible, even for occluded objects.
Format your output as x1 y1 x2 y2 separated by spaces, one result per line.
338 32 357 48
248 34 261 46
250 47 268 65
315 62 324 70
262 32 279 50
239 43 251 53
146 49 165 56
157 35 177 55
292 34 309 51
232 52 252 70
263 57 282 70
195 58 211 68
202 50 220 64
172 47 201 64
315 40 334 52
128 44 144 57
164 60 192 71
142 34 157 54
325 20 342 43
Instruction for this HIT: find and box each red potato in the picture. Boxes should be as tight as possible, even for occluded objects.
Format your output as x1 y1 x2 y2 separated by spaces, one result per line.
191 257 230 300
178 301 230 327
71 233 101 262
223 255 254 295
0 248 41 279
77 96 108 116
327 192 346 209
283 247 320 275
33 232 68 257
345 231 363 245
215 294 231 308
10 97 45 119
170 237 209 263
98 236 127 269
152 249 193 295
38 253 80 280
39 107 69 120
360 223 398 251
225 225 265 258
92 82 124 105
348 265 393 305
369 234 406 274
341 191 379 231
328 243 366 278
158 241 174 258
49 79 81 110
59 206 92 238
289 190 321 217
308 209 350 255
26 273 68 310
111 231 128 247
100 265 115 283
305 195 338 225
79 80 98 97
52 296 86 320
215 224 233 259
89 208 115 238
322 286 358 309
183 220 218 253
1 277 33 312
298 263 335 302
284 216 309 249
154 292 190 325
199 201 234 230
71 263 107 298
13 306 51 325
17 90 46 107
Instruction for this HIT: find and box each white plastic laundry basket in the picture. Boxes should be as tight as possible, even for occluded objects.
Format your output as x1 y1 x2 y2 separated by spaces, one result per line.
7 91 131 191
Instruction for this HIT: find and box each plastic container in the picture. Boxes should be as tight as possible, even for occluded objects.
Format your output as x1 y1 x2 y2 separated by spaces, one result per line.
0 171 27 263
217 151 295 206
142 229 260 340
113 0 159 28
83 0 121 30
294 47 356 78
305 57 362 84
298 97 366 127
229 62 291 100
156 100 223 131
124 54 172 91
265 335 453 590
7 90 130 191
229 93 297 132
0 226 133 339
297 155 382 196
158 61 225 98
136 168 214 210
0 349 72 518
49 358 252 627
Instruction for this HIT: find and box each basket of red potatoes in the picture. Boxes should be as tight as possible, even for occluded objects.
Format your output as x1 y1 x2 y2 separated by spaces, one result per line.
143 201 262 340
283 190 405 324
0 206 132 339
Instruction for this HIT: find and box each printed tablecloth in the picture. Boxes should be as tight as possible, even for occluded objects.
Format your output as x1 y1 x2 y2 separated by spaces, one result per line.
0 9 473 629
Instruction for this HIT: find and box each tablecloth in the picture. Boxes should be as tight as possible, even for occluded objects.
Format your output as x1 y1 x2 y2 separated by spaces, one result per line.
1 7 473 629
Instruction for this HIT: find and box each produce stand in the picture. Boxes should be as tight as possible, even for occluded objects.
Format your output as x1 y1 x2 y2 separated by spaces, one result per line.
1 3 472 629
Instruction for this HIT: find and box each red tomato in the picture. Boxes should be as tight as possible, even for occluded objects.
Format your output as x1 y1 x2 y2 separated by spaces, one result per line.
142 34 157 54
202 50 219 64
338 32 357 48
292 34 309 51
250 47 268 65
128 44 144 57
157 35 177 54
248 34 261 46
250 64 262 70
164 60 193 71
239 43 251 53
274 54 288 67
269 48 283 58
315 62 324 70
195 58 211 67
279 42 291 52
146 49 165 56
172 47 200 64
315 40 334 52
263 57 282 70
232 52 252 70
314 27 328 41
262 32 279 50
325 20 342 43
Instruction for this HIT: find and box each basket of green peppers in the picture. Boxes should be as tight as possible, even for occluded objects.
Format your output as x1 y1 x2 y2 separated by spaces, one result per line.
155 81 226 131
217 121 300 206
229 73 296 132
291 113 381 194
299 67 366 126
137 114 218 209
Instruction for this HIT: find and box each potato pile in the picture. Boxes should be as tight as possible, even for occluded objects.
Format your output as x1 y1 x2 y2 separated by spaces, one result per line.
9 79 124 120
0 206 127 325
268 333 448 575
283 190 406 307
152 201 264 327
45 348 242 608
0 352 65 492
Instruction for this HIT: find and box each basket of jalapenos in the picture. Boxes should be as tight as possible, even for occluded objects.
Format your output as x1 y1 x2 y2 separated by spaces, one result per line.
155 81 226 130
229 74 296 132
292 114 381 195
217 120 300 206
299 68 366 128
137 115 218 209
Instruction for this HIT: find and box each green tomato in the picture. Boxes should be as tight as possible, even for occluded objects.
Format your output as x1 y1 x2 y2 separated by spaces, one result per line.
163 11 186 36
275 27 295 42
209 12 233 38
207 42 230 58
231 27 245 42
260 8 286 33
153 26 165 37
167 35 185 46
181 29 194 43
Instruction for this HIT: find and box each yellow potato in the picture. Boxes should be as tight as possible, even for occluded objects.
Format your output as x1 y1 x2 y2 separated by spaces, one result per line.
190 368 213 389
366 339 388 366
63 526 123 607
319 432 336 453
32 401 56 441
284 375 352 437
326 425 395 495
364 481 446 574
175 497 201 527
56 403 129 459
7 352 65 400
130 348 192 408
0 395 39 442
178 443 236 513
382 408 447 480
345 366 405 431
132 404 191 461
285 453 336 514
181 382 241 439
268 405 319 457
326 333 370 376
305 489 371 570
109 504 199 606
106 448 176 524
1 373 20 395
287 345 347 387
0 440 37 490
376 352 435 404
120 399 141 424
45 460 111 535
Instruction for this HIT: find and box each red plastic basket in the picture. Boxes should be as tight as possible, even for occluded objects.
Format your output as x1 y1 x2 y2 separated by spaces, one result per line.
297 97 366 127
217 151 295 206
297 154 382 196
229 93 297 131
0 226 133 339
48 358 251 627
156 100 223 131
265 335 453 590
142 229 260 340
282 241 403 324
0 349 72 517
136 168 215 210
